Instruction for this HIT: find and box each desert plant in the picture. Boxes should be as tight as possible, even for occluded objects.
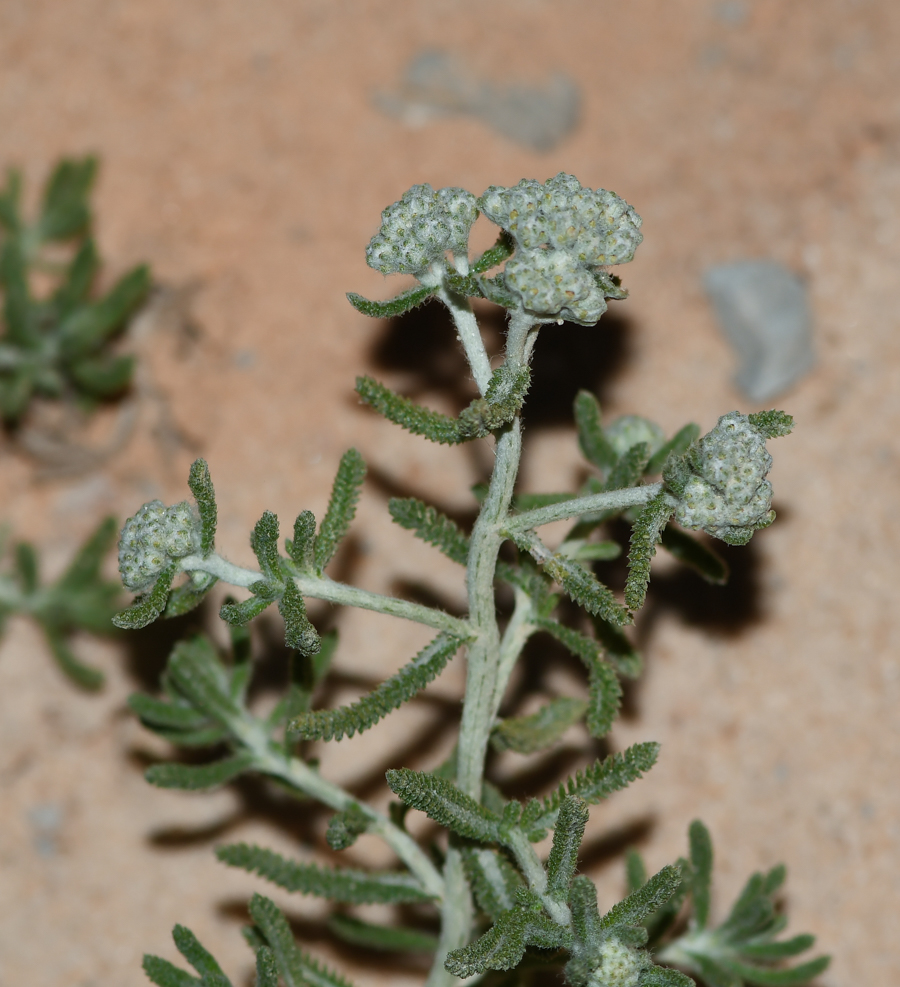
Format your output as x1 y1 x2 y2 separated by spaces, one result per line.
0 156 150 424
0 516 121 688
115 174 827 986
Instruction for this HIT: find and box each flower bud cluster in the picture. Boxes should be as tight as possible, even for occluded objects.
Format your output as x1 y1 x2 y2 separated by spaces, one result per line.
478 173 643 324
673 412 776 545
365 184 478 276
118 500 200 592
587 939 644 987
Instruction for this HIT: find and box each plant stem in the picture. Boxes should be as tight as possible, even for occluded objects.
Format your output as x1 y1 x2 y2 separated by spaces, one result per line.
437 287 492 396
177 552 472 638
242 723 446 900
505 483 665 533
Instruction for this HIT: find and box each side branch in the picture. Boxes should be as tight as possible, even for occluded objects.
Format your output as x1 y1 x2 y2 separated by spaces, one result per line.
176 552 473 638
504 483 666 533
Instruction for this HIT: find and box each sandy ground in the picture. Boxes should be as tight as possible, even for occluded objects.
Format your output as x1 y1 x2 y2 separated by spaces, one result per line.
1 2 899 984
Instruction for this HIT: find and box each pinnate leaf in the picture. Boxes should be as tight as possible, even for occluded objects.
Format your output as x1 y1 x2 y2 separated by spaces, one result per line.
314 448 366 572
388 497 470 565
386 768 501 843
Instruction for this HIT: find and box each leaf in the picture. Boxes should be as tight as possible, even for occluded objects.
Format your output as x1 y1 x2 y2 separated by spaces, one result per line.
187 460 218 555
14 542 38 594
164 636 243 726
641 968 697 987
216 843 435 903
142 954 201 987
314 448 366 572
44 629 105 690
346 284 435 319
626 849 648 893
250 511 283 583
219 590 275 626
600 865 682 932
624 493 675 612
68 353 134 396
470 230 515 274
59 265 151 359
537 619 622 738
593 617 643 679
522 742 660 834
38 156 96 240
542 554 631 627
747 410 794 439
659 526 728 584
720 957 830 986
145 752 254 790
688 819 713 930
290 632 461 741
491 697 588 754
546 796 589 901
128 692 210 731
53 239 99 315
386 768 501 843
326 803 369 851
461 847 525 922
328 915 438 953
255 948 278 987
113 563 177 629
248 894 357 987
574 391 617 471
605 443 650 492
164 574 218 618
646 423 701 475
445 893 571 978
287 510 316 571
388 497 470 565
740 935 816 961
173 925 229 981
57 516 118 590
278 580 320 655
356 375 471 445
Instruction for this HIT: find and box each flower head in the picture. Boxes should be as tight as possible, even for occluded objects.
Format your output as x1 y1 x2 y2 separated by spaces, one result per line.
118 500 200 592
478 173 642 325
670 412 779 545
365 184 477 276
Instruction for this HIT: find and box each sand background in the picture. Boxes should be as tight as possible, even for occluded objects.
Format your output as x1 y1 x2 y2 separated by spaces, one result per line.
1 2 898 984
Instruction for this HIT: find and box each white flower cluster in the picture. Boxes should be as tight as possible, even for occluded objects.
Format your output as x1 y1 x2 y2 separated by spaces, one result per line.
118 500 200 592
365 184 478 276
478 173 643 324
587 939 643 987
674 412 776 545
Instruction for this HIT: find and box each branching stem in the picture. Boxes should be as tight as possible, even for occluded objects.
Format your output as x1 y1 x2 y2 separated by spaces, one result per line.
176 552 472 638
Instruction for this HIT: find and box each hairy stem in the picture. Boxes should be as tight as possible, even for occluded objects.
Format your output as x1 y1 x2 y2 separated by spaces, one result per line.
505 483 665 533
240 721 445 900
177 552 472 638
437 287 492 396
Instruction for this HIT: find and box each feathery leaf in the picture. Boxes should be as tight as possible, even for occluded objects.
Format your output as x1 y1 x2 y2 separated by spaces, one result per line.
113 563 177 629
470 230 515 274
173 925 229 981
574 391 617 471
659 526 729 584
278 579 320 655
386 768 501 843
546 796 589 901
326 803 369 851
747 410 794 439
250 511 282 584
314 449 366 572
388 498 470 565
356 376 471 445
216 843 435 903
290 632 461 741
248 894 357 987
522 742 660 834
328 915 438 953
287 510 316 571
600 865 682 931
624 493 675 612
542 554 631 627
187 460 217 555
688 819 713 930
491 697 588 754
346 285 435 319
145 752 254 790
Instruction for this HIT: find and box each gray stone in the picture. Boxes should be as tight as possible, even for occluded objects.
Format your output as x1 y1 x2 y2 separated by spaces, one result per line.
703 259 815 401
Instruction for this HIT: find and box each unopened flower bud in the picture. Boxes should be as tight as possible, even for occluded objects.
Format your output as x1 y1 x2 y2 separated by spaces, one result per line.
118 500 201 592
